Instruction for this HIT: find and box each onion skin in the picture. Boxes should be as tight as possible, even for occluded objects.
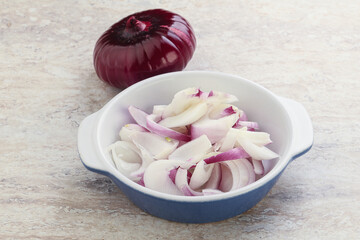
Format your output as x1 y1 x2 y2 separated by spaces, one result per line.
94 9 196 89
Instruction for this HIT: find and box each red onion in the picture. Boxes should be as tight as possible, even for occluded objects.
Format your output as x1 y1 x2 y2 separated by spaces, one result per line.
93 9 196 88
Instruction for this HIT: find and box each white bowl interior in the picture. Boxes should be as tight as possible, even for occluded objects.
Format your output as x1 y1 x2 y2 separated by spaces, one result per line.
96 71 293 196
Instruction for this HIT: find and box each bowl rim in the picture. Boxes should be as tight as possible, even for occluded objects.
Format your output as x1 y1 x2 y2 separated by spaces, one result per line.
92 70 297 202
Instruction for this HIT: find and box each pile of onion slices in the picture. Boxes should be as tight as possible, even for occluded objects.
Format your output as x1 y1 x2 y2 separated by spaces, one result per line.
108 88 278 196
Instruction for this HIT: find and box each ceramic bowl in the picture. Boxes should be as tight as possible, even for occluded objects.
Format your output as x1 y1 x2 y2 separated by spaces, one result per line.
78 71 313 223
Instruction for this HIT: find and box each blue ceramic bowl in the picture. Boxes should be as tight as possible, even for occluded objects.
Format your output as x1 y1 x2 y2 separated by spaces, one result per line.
78 71 313 223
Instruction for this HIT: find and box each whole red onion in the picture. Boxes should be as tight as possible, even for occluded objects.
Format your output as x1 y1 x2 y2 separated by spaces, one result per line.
93 9 196 89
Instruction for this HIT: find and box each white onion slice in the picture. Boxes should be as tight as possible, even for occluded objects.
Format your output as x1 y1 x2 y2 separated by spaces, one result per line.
152 105 167 115
219 128 238 152
237 137 278 160
206 90 238 104
119 124 147 142
129 142 155 180
144 160 184 195
128 105 149 129
130 132 179 159
204 163 222 189
159 102 208 128
252 158 265 175
189 160 215 190
219 159 254 191
162 88 202 118
191 112 238 144
107 141 141 178
234 120 259 130
237 130 272 146
175 168 202 196
146 114 191 142
168 135 212 163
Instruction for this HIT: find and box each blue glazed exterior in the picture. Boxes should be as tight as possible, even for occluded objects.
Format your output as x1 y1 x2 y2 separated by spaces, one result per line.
81 157 281 223
80 143 312 223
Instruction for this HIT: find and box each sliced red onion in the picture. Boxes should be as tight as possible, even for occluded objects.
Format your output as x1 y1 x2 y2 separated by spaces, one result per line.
189 160 214 190
130 131 179 159
175 167 202 196
191 122 228 144
237 131 272 146
219 159 255 191
169 167 178 184
162 88 202 118
207 104 238 119
191 113 238 144
220 106 237 117
168 134 212 163
192 88 203 97
218 163 232 192
206 90 238 104
159 102 208 128
119 123 148 142
240 158 256 185
152 105 167 116
203 163 222 189
137 176 145 187
171 126 189 135
233 120 259 130
252 158 265 175
128 105 149 129
219 128 238 152
143 160 184 195
108 141 142 179
191 88 212 99
146 114 191 142
203 147 250 165
129 142 154 180
110 88 279 196
237 137 278 160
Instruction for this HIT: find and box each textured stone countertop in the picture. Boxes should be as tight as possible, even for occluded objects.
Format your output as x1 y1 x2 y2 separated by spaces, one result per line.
1 0 359 239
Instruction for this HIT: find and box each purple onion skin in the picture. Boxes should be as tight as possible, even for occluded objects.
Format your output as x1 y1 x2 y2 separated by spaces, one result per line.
94 9 196 89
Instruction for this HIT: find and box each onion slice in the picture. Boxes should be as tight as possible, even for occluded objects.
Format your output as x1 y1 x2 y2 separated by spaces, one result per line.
159 102 208 128
107 141 141 179
130 131 179 159
146 114 191 141
203 147 250 164
237 137 278 160
233 120 259 130
203 163 222 189
175 168 202 196
168 135 212 163
143 160 184 195
219 159 255 191
219 128 238 152
252 158 265 175
128 105 149 129
237 130 272 146
189 160 215 190
162 88 201 118
119 124 147 142
191 113 238 144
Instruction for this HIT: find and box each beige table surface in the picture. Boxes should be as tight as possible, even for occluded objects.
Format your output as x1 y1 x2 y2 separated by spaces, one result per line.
1 0 359 239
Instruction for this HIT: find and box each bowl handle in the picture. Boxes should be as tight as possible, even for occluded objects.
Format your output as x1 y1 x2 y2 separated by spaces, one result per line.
78 112 107 173
278 97 313 161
